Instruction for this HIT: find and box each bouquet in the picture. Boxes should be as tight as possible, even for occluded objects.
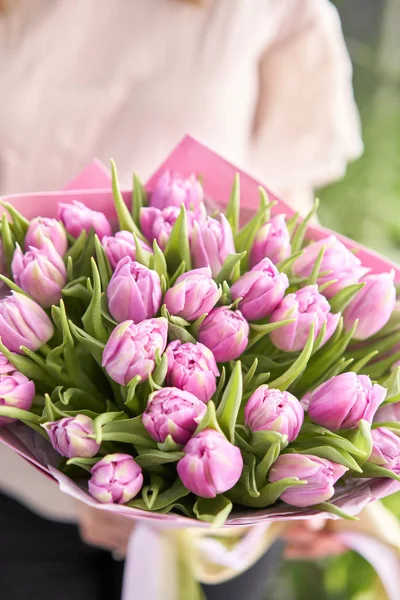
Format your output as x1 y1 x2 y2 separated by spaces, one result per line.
1 137 400 598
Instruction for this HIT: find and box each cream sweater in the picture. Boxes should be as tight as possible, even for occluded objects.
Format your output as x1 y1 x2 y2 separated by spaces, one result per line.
0 0 362 520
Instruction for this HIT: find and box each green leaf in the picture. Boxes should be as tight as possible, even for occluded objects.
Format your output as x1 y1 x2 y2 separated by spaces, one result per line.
268 324 314 391
227 476 306 508
215 252 246 285
349 351 379 374
0 273 31 298
66 457 99 473
250 430 288 457
0 406 40 423
193 495 233 527
329 283 365 314
64 230 87 264
360 462 400 483
94 235 112 290
81 258 108 343
340 420 372 464
167 322 196 344
308 246 326 286
1 213 16 270
110 159 145 240
1 202 29 245
135 449 184 469
225 174 240 235
141 474 164 510
243 358 258 392
291 198 319 253
276 250 304 275
93 411 125 444
294 446 363 473
194 401 224 436
62 277 91 303
152 353 168 387
130 478 190 511
157 434 182 452
212 366 226 407
255 442 281 488
381 367 400 404
169 261 187 286
215 361 243 442
247 318 296 351
234 201 270 257
124 375 143 413
189 313 209 338
101 416 156 448
68 321 105 367
164 204 191 272
151 239 168 280
316 502 357 521
132 171 147 225
0 340 55 389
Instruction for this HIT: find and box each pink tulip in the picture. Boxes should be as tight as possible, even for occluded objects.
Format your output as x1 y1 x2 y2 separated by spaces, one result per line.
198 307 249 362
163 267 221 322
102 317 168 385
269 454 347 507
25 217 68 256
231 258 289 321
307 373 386 431
43 415 100 458
142 387 207 445
0 292 54 353
166 340 219 403
102 231 152 270
0 371 35 426
292 236 369 298
177 429 243 498
149 171 205 213
375 401 400 424
88 454 143 504
12 241 67 307
107 258 162 324
244 386 304 442
0 352 15 375
191 215 235 277
250 214 291 267
269 285 340 352
343 272 396 340
370 428 400 473
140 206 200 251
57 200 112 239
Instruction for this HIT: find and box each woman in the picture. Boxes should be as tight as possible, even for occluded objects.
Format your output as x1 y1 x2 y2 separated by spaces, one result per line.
0 0 360 598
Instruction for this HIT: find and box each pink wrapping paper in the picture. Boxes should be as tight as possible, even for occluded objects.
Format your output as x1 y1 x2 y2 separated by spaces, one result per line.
0 136 399 527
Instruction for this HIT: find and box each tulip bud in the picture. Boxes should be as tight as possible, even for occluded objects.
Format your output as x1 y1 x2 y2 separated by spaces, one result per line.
244 386 304 442
57 200 112 239
0 292 54 353
107 258 162 324
166 340 219 403
231 258 289 321
88 453 143 504
102 317 168 385
142 387 207 445
250 214 291 267
0 371 35 426
102 231 152 270
163 267 221 322
25 217 68 256
0 352 15 375
375 401 400 424
269 454 347 507
370 428 400 473
191 214 235 277
12 241 67 308
149 171 204 213
198 307 249 362
140 206 200 251
292 236 369 298
177 429 243 498
307 373 386 431
343 272 396 340
43 415 100 458
269 285 340 352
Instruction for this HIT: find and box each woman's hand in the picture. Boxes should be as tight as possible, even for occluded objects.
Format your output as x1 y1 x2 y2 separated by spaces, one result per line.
77 503 135 557
282 518 347 560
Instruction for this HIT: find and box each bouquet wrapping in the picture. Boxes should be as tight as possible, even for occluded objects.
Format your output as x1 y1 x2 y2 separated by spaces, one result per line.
1 137 400 599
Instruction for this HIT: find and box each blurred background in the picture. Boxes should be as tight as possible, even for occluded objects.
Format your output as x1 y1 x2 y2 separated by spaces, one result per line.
270 1 400 598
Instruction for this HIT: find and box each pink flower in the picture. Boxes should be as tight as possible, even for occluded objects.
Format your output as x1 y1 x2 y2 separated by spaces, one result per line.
107 258 162 324
307 373 386 431
269 454 347 507
245 386 304 442
149 171 204 213
231 258 289 321
58 200 112 239
140 206 200 251
0 292 54 353
250 214 291 267
191 215 235 277
198 307 249 362
89 454 143 504
166 340 219 403
163 267 221 322
0 371 35 426
102 318 168 385
43 415 100 458
370 428 400 473
142 387 207 445
102 231 152 270
177 429 243 498
269 285 340 352
25 217 68 256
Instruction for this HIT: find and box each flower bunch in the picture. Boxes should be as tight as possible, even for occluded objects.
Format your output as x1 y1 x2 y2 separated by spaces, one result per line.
0 163 399 527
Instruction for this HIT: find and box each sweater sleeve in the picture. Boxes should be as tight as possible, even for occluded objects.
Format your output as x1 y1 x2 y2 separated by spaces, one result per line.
248 0 363 213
